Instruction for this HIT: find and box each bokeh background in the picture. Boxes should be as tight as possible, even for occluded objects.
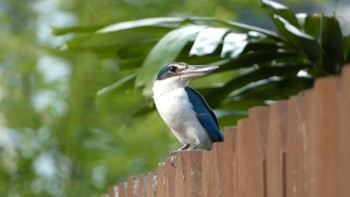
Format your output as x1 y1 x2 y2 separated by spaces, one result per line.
0 0 349 196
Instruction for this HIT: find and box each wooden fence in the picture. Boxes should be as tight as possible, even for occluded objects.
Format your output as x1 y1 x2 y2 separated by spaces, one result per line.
101 66 350 197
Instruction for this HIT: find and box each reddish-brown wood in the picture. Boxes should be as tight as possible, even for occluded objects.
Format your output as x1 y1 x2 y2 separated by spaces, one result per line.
223 127 237 197
202 150 213 197
247 107 270 197
211 142 224 196
127 177 135 197
173 152 186 197
301 89 313 197
138 176 145 197
236 116 265 197
156 163 166 197
185 151 202 197
147 172 156 197
165 159 176 197
338 65 350 197
308 77 339 197
118 182 127 197
108 186 118 197
286 96 305 197
266 101 288 197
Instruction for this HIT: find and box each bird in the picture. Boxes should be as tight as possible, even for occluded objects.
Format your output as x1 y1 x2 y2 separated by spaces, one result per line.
152 62 224 153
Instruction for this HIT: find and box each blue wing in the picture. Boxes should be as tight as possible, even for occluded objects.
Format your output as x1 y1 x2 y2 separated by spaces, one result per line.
185 87 224 142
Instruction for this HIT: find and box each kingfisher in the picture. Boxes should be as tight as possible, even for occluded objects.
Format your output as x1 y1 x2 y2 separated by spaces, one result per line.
152 62 224 153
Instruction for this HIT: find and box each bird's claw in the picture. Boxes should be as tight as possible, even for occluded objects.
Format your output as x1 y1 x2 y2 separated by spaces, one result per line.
170 144 190 168
170 151 177 167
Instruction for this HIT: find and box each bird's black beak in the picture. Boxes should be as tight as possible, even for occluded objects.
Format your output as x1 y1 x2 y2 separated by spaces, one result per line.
178 65 218 80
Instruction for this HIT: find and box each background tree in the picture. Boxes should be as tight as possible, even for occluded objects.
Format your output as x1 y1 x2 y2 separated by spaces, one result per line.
0 0 349 196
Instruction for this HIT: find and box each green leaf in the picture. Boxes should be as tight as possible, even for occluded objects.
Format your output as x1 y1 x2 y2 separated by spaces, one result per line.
96 17 184 33
234 77 313 100
215 109 248 126
300 14 348 73
189 27 229 56
218 112 247 126
219 50 303 72
216 99 266 111
205 63 312 107
262 0 299 28
320 16 344 74
344 35 350 63
204 17 279 38
136 25 206 95
52 25 105 35
273 15 320 62
129 103 155 118
221 32 248 58
303 14 322 39
177 44 224 66
56 18 187 53
60 26 172 51
97 73 136 96
115 42 158 69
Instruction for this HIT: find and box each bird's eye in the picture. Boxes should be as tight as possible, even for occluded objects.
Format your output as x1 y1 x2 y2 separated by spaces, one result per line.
168 66 177 73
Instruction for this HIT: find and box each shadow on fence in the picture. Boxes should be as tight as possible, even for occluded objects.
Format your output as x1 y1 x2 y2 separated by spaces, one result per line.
101 66 350 197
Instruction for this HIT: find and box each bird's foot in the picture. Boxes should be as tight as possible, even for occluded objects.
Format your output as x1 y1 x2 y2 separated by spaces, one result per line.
170 144 190 167
178 144 190 151
170 152 177 167
189 143 202 150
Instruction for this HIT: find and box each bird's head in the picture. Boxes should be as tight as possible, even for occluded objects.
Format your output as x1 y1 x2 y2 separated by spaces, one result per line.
153 62 218 93
156 62 218 81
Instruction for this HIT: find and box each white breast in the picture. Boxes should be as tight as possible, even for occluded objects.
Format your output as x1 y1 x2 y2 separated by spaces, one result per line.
152 79 212 149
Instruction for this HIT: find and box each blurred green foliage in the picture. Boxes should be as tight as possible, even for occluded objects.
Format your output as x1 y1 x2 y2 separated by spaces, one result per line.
0 0 348 196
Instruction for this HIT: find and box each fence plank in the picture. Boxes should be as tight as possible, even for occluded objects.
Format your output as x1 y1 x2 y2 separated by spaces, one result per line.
286 95 305 197
236 118 263 197
338 65 350 197
222 127 237 197
127 177 133 197
118 182 127 197
236 106 268 197
109 186 118 197
247 107 270 196
301 89 313 197
174 152 186 197
172 151 203 197
308 77 339 197
212 142 224 196
202 150 213 197
165 159 176 197
249 107 270 156
156 163 166 197
138 176 145 197
186 151 202 197
266 101 288 197
147 172 156 197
